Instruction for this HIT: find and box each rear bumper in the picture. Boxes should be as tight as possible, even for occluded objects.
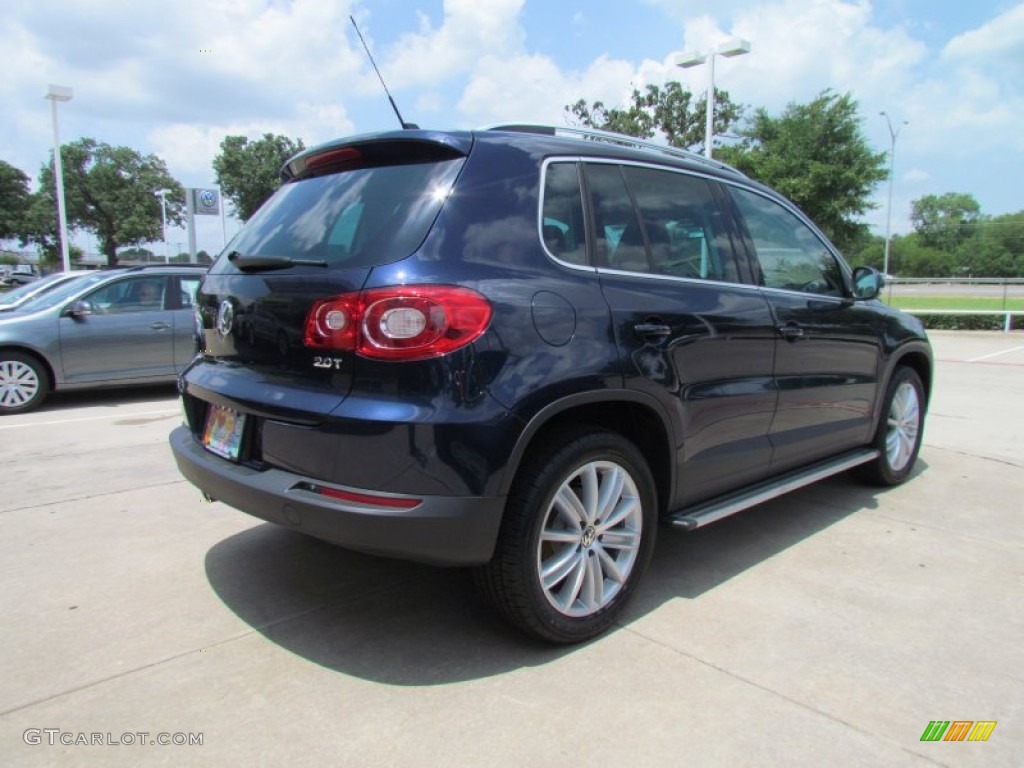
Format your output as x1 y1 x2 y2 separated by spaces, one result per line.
170 426 504 566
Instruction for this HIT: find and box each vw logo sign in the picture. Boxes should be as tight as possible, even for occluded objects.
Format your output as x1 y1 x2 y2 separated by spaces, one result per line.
200 190 217 208
216 300 234 338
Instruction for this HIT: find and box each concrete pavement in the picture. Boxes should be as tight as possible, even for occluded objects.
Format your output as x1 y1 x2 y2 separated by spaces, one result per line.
0 332 1021 766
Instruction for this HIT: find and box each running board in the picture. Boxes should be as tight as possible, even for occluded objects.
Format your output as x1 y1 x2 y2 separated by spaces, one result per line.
669 448 880 531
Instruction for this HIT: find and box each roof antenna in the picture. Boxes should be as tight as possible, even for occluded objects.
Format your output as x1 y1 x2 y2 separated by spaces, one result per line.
349 15 418 130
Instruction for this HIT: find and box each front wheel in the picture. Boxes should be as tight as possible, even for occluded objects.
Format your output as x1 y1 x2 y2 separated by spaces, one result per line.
0 352 50 414
857 366 925 486
475 428 657 644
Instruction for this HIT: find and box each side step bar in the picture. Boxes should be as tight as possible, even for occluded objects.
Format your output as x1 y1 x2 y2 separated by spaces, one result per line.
669 448 880 531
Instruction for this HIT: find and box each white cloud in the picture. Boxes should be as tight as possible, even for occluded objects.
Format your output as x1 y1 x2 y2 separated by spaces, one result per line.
457 53 638 127
903 168 931 184
943 3 1024 65
385 0 526 89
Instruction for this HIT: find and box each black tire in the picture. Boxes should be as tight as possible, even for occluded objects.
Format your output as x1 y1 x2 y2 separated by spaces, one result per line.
475 427 657 644
0 351 50 414
857 366 925 486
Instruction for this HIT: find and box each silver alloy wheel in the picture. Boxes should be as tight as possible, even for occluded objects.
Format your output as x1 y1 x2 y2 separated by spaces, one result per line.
536 459 643 617
886 380 921 472
0 359 40 408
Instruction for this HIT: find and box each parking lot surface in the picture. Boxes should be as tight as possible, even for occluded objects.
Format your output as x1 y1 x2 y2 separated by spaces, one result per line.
0 332 1021 767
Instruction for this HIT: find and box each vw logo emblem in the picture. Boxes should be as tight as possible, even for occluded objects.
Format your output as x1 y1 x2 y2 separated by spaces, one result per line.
216 300 234 338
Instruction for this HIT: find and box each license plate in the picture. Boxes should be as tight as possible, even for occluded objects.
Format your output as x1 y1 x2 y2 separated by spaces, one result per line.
202 404 246 460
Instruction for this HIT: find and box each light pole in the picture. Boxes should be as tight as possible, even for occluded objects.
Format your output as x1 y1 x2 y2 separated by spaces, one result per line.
674 39 751 158
880 112 907 278
156 189 170 263
44 84 73 272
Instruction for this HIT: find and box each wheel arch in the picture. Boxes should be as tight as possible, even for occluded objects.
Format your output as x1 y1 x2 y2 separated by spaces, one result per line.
0 344 57 392
888 343 933 409
500 391 676 516
868 340 932 437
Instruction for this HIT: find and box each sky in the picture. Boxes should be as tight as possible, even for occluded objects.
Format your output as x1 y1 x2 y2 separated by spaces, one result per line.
1 0 1022 258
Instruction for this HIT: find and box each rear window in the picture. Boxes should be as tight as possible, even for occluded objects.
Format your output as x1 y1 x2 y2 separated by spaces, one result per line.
210 158 465 273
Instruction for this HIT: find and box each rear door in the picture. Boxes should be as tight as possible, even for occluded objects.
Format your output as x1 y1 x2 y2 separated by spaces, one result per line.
583 161 779 507
727 185 882 471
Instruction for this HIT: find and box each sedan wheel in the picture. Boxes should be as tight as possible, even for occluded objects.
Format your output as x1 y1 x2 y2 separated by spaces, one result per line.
0 353 50 414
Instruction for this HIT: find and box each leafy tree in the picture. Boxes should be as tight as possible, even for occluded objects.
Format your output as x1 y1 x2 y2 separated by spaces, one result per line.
565 82 743 154
20 192 62 266
213 133 305 222
719 90 887 253
910 193 981 253
978 211 1024 260
0 161 33 242
35 139 185 266
888 233 956 277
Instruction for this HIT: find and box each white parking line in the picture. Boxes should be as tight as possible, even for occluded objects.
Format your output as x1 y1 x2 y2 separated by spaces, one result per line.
968 345 1024 363
0 408 180 430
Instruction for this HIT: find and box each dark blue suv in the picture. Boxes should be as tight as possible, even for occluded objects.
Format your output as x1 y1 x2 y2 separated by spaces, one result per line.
170 125 932 643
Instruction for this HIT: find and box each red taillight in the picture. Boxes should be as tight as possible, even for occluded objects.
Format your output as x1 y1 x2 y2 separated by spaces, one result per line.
304 286 491 361
304 293 360 350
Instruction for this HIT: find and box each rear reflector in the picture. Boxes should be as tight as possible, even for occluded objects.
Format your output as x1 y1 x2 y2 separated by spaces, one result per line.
295 482 422 510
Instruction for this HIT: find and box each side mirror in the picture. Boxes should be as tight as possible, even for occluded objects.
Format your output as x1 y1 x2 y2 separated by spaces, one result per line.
66 300 93 318
851 266 882 301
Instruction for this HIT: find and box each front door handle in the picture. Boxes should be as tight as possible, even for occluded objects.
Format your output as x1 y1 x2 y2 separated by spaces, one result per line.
150 322 171 331
634 323 671 339
778 323 805 341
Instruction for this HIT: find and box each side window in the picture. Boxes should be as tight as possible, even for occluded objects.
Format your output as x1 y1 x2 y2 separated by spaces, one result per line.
83 277 166 314
621 166 739 282
540 163 588 265
584 164 648 272
731 187 844 296
178 277 200 309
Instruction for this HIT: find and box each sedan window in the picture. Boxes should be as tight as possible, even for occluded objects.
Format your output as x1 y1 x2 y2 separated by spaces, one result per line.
83 277 167 314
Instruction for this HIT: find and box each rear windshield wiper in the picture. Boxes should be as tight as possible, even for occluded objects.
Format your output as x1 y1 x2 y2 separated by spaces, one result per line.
227 251 328 271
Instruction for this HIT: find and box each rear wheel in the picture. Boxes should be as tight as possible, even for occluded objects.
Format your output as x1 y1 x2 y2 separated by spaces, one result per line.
858 366 924 486
476 428 657 644
0 352 49 414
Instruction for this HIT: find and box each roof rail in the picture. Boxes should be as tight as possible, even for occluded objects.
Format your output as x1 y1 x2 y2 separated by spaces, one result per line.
119 263 209 271
481 123 744 176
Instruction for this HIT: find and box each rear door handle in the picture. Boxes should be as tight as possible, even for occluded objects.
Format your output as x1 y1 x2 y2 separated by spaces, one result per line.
777 323 805 341
634 323 671 338
150 322 171 331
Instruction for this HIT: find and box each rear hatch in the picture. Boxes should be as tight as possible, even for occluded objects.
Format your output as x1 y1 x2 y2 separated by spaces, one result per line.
190 132 472 419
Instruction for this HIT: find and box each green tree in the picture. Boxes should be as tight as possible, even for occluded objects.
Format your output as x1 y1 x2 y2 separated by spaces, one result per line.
566 82 743 154
978 211 1024 259
719 90 888 253
910 193 981 253
888 233 956 277
36 139 185 266
20 192 61 266
0 161 33 243
213 133 305 222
